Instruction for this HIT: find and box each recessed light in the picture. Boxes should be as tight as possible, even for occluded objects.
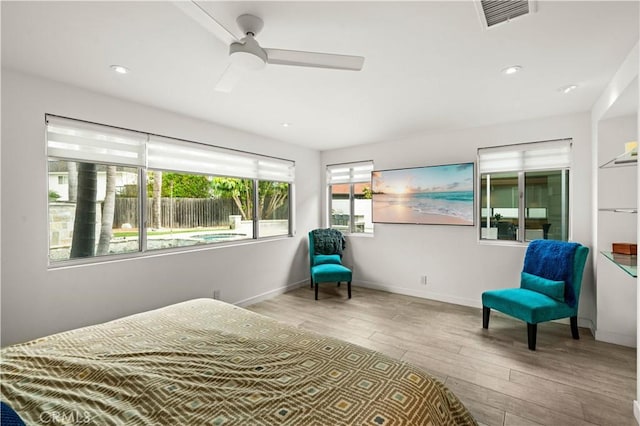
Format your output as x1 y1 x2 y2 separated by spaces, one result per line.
559 84 578 94
110 65 130 74
281 122 291 128
501 65 522 75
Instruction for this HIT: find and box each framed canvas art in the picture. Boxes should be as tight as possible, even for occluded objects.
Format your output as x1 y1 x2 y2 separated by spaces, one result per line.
372 162 474 225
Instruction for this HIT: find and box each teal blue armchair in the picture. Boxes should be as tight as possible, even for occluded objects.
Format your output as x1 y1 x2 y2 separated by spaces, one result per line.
308 229 352 300
482 240 589 350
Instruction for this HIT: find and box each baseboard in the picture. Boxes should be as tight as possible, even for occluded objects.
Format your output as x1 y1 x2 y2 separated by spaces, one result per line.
595 329 637 348
235 279 307 307
578 317 596 336
580 317 596 336
634 400 640 425
355 280 482 308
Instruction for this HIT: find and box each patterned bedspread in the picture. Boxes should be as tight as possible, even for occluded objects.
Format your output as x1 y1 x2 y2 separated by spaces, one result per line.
1 299 476 425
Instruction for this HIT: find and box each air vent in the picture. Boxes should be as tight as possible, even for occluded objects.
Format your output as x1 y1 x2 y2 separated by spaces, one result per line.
475 0 537 30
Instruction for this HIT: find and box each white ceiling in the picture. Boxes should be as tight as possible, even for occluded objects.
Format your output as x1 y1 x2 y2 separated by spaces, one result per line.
2 1 638 151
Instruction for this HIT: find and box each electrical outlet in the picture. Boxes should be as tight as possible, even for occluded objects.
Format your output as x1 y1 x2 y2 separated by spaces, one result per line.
213 290 221 300
420 275 428 285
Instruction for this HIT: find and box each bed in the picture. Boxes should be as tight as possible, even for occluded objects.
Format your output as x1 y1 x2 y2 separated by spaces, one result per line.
1 298 476 425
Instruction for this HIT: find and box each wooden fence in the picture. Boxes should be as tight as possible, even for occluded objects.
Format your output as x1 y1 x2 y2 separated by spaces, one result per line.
113 197 287 229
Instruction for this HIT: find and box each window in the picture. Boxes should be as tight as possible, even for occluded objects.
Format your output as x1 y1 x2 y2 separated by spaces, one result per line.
478 139 571 242
48 160 141 261
46 115 294 264
327 161 374 234
258 180 290 238
145 171 254 250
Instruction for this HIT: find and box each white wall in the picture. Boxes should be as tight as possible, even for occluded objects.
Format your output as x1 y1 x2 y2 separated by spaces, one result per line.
0 69 321 346
322 112 595 327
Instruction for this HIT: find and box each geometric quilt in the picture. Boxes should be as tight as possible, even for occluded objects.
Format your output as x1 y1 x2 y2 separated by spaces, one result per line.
1 299 477 425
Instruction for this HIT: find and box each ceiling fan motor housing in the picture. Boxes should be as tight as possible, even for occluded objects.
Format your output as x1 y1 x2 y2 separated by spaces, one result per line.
230 36 267 70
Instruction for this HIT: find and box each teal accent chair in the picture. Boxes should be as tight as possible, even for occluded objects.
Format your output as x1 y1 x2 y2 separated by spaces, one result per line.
308 230 352 300
482 241 589 350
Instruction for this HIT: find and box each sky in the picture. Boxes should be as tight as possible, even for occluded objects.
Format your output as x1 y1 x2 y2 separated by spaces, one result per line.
372 163 474 194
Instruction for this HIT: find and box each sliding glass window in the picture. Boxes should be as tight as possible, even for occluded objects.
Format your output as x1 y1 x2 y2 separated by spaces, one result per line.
258 180 290 237
327 161 374 234
48 160 141 261
144 171 255 250
478 139 571 243
46 115 294 265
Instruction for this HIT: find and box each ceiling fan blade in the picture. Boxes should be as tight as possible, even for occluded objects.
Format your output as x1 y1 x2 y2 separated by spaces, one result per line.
172 1 238 46
264 48 364 71
215 62 248 93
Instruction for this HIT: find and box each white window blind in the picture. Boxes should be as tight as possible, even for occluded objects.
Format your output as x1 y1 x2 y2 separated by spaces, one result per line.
147 135 294 182
46 116 295 182
478 139 572 173
46 115 146 166
147 136 255 177
327 161 373 184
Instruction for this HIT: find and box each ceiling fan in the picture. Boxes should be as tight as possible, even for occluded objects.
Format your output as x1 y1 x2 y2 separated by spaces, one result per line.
173 1 365 92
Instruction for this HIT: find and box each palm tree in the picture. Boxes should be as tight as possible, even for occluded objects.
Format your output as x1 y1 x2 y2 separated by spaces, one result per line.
67 161 77 202
151 170 163 229
97 165 116 255
70 162 97 258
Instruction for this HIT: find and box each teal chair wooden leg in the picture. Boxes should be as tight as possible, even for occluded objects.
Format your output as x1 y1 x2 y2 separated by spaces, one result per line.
570 316 579 339
527 323 537 351
482 307 490 329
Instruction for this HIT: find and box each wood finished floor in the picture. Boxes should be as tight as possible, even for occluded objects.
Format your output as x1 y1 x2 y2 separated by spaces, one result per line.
247 285 637 426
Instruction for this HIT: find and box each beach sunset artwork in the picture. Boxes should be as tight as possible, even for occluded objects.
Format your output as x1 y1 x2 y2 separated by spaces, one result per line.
372 163 474 225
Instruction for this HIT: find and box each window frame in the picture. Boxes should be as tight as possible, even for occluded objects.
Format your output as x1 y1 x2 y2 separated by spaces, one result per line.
477 139 572 245
46 115 295 268
326 161 374 235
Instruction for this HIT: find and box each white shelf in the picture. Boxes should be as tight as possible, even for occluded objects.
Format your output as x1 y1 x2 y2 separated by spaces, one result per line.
600 150 637 168
599 208 638 213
